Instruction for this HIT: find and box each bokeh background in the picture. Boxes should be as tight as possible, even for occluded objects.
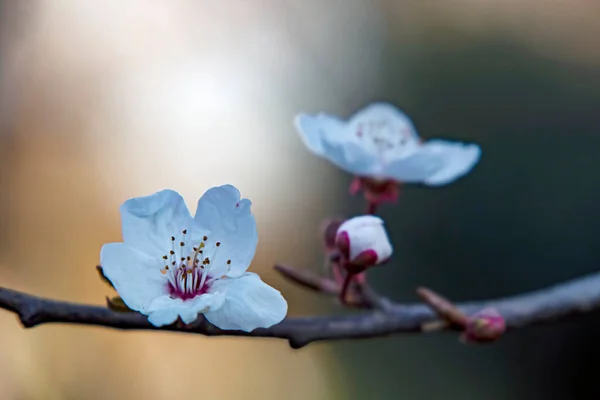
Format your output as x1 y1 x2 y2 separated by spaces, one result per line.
1 1 600 399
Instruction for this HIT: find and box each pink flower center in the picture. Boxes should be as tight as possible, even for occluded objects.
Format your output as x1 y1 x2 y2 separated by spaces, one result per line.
159 229 232 301
166 266 211 300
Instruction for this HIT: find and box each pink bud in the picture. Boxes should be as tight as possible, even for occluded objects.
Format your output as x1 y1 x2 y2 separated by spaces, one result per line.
463 308 506 343
335 216 393 271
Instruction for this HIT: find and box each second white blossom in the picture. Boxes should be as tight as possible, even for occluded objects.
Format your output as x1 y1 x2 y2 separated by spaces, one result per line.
295 102 481 187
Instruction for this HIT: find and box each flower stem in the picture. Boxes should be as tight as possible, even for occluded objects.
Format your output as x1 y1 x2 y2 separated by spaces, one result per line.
340 272 355 304
332 260 344 286
366 201 378 215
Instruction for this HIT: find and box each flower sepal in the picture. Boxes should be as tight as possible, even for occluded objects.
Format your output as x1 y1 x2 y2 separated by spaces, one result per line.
321 218 344 253
106 296 135 313
96 266 115 289
350 177 401 208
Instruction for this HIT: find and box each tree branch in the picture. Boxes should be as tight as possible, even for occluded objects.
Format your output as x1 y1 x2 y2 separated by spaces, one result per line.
1 269 600 348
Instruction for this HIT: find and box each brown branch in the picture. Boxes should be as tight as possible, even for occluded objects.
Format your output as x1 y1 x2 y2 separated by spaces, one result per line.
1 268 600 348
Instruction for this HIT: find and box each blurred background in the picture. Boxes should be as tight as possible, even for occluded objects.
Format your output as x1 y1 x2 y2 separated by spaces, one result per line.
1 1 600 399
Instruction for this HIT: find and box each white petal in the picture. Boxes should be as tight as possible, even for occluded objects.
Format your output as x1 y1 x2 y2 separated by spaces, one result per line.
204 273 287 332
296 112 380 175
337 215 384 232
294 113 344 155
146 291 226 327
348 102 420 140
319 139 379 176
120 189 194 257
147 300 180 326
382 147 446 182
421 140 481 186
194 185 258 278
100 243 167 313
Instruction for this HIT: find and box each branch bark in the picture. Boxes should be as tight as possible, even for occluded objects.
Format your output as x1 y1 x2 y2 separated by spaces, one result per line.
1 269 600 348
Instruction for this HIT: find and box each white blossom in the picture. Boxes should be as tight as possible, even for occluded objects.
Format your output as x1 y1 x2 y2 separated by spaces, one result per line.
100 186 287 332
295 103 481 186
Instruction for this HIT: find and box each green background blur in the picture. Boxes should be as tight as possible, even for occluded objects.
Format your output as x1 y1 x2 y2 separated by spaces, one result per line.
2 1 600 399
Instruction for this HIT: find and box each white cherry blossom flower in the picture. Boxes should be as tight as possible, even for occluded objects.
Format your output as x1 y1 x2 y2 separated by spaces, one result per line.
295 103 481 187
100 185 287 332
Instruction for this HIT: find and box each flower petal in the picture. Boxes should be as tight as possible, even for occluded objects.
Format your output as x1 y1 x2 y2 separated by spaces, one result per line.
294 113 347 155
194 185 258 278
146 291 226 327
100 243 167 313
203 273 287 332
295 113 378 175
382 147 446 182
120 189 194 257
348 102 420 141
319 138 380 176
297 104 424 177
421 140 481 186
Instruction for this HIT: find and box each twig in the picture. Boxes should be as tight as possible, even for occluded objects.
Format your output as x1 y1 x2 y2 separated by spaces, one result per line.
1 269 600 348
416 287 469 327
339 273 354 305
276 264 391 310
356 283 395 312
274 264 339 296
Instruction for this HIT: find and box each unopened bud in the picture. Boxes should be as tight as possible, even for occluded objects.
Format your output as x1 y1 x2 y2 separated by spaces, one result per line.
463 308 506 343
335 215 393 272
321 218 344 252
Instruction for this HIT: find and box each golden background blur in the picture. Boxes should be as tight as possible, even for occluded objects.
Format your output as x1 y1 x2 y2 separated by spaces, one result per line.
2 1 600 399
0 1 362 399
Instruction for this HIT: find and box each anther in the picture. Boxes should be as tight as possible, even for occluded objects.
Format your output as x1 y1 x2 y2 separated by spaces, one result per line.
227 260 231 265
203 236 208 241
182 229 187 234
162 255 168 260
181 257 185 261
170 250 175 255
180 242 185 247
216 242 221 247
171 236 175 241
